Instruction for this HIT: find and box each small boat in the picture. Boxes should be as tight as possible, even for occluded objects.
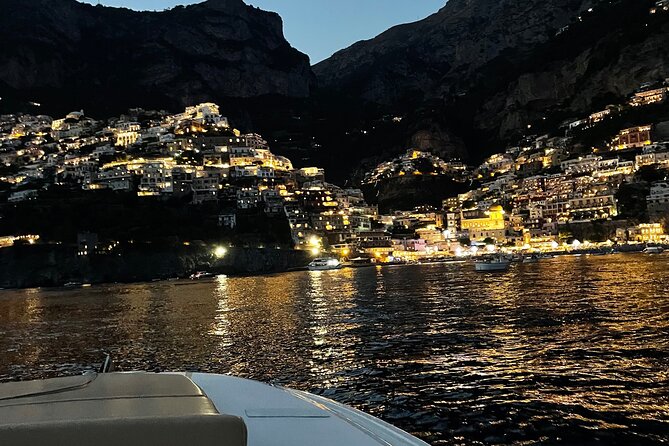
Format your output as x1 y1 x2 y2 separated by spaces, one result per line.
521 255 538 264
63 281 83 288
345 257 376 268
474 256 511 272
189 271 215 280
308 257 342 271
643 246 664 254
0 370 428 446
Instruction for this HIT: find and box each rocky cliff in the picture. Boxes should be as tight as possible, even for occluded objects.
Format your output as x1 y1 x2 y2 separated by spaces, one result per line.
0 0 313 116
314 0 597 104
475 1 669 139
313 0 669 161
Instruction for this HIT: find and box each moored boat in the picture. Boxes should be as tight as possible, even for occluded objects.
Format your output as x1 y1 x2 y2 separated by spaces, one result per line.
189 271 215 280
474 256 511 272
0 371 429 446
63 281 83 288
643 246 664 254
345 257 376 268
308 257 342 271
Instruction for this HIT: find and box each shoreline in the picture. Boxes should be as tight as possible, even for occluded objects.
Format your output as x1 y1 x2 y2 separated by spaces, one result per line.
0 247 662 292
0 244 312 290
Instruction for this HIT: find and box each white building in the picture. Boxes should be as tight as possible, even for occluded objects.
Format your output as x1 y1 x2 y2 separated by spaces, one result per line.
139 162 173 195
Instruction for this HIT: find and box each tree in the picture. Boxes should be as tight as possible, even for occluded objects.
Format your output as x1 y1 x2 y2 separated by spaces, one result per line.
615 183 649 221
636 165 667 184
483 237 496 245
458 237 471 247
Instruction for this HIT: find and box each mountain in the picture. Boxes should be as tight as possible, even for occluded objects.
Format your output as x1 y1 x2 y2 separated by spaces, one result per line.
0 0 313 116
1 0 667 185
314 0 597 105
312 0 669 164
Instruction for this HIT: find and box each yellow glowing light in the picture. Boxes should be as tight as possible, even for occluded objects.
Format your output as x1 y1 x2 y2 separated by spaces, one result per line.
214 246 227 258
342 248 350 256
308 236 320 246
310 247 321 256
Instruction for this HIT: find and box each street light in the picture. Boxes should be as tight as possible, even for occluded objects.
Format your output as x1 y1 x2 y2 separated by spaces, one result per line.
214 246 227 258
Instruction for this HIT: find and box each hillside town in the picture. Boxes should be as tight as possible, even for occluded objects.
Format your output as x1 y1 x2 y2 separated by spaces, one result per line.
437 78 669 257
2 77 669 263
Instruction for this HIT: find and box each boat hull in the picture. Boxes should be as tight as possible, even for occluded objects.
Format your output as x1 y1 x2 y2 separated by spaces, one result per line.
191 373 429 446
643 247 664 254
307 265 343 271
474 262 510 272
0 372 429 446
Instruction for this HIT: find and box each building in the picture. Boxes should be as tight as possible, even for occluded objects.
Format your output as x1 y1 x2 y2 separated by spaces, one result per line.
95 166 133 191
192 173 220 204
648 182 669 221
612 126 652 150
460 205 507 242
630 88 668 107
77 232 99 256
296 167 325 183
218 213 237 229
139 162 173 195
182 103 229 128
636 150 669 169
617 224 666 243
114 123 141 147
561 155 602 175
442 197 459 211
567 194 617 222
236 188 261 209
589 108 612 123
478 153 514 175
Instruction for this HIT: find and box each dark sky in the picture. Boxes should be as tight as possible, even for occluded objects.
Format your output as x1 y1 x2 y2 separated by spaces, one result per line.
79 1 446 63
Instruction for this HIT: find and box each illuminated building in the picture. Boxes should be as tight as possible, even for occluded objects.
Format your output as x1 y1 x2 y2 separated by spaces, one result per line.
138 162 173 195
612 126 652 150
192 172 220 204
630 88 668 107
617 224 666 243
460 205 507 242
589 108 612 123
567 194 617 222
636 149 669 169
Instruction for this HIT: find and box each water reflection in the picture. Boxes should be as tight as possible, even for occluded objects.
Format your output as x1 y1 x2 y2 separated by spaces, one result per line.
0 254 668 445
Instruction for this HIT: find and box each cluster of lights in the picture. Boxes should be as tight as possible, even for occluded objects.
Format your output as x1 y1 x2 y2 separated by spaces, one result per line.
308 236 321 256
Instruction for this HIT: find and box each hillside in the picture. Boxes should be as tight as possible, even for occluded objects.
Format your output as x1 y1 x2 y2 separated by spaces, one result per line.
310 0 669 174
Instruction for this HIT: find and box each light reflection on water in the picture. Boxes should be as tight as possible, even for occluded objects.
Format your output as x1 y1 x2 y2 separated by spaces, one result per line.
0 254 668 445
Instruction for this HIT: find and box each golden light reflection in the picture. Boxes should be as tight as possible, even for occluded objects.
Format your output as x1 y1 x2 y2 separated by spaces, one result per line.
1 254 668 438
209 275 232 341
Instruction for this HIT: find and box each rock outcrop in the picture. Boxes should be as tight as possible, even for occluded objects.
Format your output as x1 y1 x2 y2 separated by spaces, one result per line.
0 0 313 115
